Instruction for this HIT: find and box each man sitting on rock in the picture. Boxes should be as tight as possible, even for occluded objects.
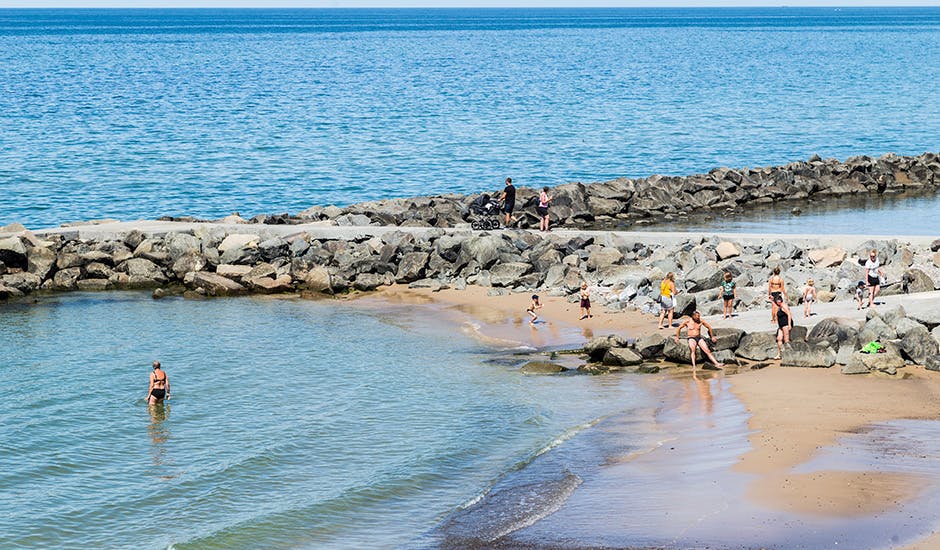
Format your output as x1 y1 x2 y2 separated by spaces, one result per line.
674 311 724 371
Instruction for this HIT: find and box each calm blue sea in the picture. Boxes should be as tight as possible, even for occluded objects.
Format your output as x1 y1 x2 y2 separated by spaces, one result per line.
1 8 939 229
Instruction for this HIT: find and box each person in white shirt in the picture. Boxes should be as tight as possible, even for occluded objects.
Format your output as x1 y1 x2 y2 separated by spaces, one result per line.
864 249 885 308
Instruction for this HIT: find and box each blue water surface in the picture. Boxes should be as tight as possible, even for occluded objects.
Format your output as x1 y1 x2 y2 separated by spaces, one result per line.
1 8 939 228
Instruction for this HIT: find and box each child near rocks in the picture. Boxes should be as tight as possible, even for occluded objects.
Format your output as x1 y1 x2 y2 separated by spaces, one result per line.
720 272 736 319
527 294 543 325
855 281 867 310
802 279 817 318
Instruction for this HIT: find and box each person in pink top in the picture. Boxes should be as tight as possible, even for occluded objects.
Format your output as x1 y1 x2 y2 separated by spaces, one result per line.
537 187 551 232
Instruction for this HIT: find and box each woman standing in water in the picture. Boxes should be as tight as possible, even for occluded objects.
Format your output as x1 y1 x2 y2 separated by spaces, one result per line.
147 360 170 405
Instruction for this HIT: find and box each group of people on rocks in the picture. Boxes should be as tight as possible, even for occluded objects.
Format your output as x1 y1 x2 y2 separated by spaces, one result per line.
657 248 888 369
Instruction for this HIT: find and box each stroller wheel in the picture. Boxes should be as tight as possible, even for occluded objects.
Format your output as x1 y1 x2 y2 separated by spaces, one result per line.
471 220 482 230
490 219 501 229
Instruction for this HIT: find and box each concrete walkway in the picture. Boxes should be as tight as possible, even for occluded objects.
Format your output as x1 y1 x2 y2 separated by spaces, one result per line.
12 219 939 249
705 289 940 332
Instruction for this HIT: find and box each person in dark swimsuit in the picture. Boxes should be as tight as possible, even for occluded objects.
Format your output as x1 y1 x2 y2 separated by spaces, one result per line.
500 177 516 227
674 311 724 371
147 360 170 405
579 282 592 320
774 297 794 360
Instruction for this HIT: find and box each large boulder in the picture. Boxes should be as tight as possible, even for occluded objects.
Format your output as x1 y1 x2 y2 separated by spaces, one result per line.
673 293 697 318
902 268 935 294
457 235 506 270
807 317 860 349
603 347 644 367
595 265 649 288
926 356 940 372
736 331 779 361
859 315 897 344
843 350 905 375
908 309 940 330
52 267 82 290
662 336 702 364
353 272 386 291
584 334 628 362
634 333 667 359
766 239 802 260
396 252 429 283
191 271 246 296
684 262 724 293
171 252 207 279
0 236 28 269
1 272 42 292
780 341 836 368
586 247 623 271
216 264 253 280
247 274 293 293
489 262 532 287
120 258 168 283
808 247 847 268
715 241 741 260
710 327 745 351
165 232 201 261
302 266 333 293
27 247 57 279
899 325 938 364
218 234 261 264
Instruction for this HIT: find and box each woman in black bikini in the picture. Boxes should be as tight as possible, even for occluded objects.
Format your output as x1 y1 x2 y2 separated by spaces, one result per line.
147 360 170 405
774 297 793 360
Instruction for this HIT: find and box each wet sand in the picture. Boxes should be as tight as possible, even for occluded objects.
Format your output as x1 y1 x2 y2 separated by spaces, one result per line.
349 286 940 548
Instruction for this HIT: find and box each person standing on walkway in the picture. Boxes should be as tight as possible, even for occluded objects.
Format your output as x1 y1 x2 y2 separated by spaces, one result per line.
658 272 678 329
674 311 724 371
768 266 787 324
147 360 170 405
802 279 817 318
579 282 592 320
537 187 551 232
500 177 516 227
865 249 885 308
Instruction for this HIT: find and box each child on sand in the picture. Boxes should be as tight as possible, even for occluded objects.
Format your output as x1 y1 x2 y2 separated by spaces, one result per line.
578 282 592 320
802 279 817 318
719 272 736 319
527 294 543 325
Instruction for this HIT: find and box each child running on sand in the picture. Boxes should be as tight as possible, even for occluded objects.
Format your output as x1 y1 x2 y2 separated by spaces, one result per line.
802 279 817 318
719 272 736 319
527 294 543 325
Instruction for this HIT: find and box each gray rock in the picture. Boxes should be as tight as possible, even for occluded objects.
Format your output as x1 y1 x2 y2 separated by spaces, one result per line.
302 266 332 293
662 336 702 364
120 258 167 283
715 241 741 260
0 236 29 269
841 361 871 375
520 361 567 374
603 347 644 367
52 267 82 290
216 264 253 280
27 247 57 279
586 247 623 271
902 268 935 294
1 272 42 292
248 274 293 293
595 265 649 288
165 232 200 261
584 334 628 362
353 272 385 291
766 239 802 260
894 317 925 339
859 315 897 344
634 333 667 359
245 263 277 281
683 262 724 293
673 292 697 317
807 317 860 349
191 271 246 296
899 325 938 364
396 252 429 283
85 262 113 279
172 251 207 279
908 309 940 330
780 341 836 367
56 253 84 270
844 350 905 375
736 331 779 361
124 229 146 250
710 327 745 351
489 262 532 287
925 356 940 372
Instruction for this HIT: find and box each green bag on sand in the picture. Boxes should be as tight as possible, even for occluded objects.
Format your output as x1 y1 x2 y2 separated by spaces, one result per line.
861 341 883 354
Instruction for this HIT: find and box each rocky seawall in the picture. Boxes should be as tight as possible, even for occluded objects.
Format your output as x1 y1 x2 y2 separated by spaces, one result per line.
151 151 939 230
569 303 940 377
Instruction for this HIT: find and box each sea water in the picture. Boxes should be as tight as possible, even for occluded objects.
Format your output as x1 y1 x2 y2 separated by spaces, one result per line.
0 292 651 548
1 7 939 229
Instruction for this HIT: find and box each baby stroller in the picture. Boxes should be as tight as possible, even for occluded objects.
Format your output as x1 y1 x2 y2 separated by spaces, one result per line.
468 193 502 230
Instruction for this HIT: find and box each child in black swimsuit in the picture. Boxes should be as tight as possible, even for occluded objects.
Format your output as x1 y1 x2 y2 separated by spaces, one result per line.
774 297 793 360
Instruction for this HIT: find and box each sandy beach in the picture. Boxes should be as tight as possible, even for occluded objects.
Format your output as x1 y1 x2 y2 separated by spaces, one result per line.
357 284 940 547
